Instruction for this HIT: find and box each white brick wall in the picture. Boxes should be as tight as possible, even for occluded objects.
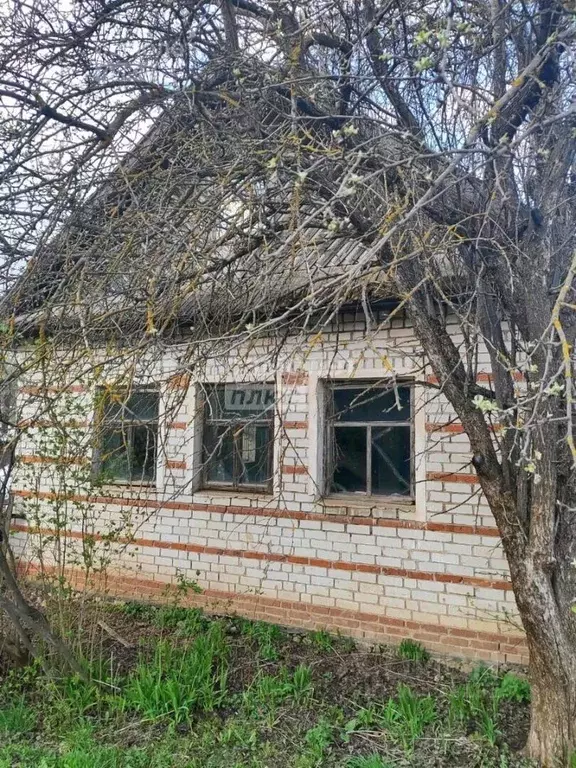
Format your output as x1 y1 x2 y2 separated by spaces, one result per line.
10 309 522 646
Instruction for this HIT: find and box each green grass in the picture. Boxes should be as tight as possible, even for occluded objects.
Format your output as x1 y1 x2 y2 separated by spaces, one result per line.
238 618 283 660
446 666 531 748
124 621 228 722
307 629 334 653
242 663 314 716
296 718 336 766
291 663 314 703
397 639 430 663
346 757 393 768
0 604 533 768
117 601 153 620
343 685 436 756
0 698 36 736
380 683 436 754
496 672 531 704
153 605 210 636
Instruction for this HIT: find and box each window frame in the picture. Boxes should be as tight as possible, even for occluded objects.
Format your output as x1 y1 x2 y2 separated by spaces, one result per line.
325 380 414 500
201 383 275 494
92 387 160 486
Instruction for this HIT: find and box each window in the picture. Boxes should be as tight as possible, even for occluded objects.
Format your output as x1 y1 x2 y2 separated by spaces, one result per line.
327 382 412 497
202 383 274 491
94 390 159 483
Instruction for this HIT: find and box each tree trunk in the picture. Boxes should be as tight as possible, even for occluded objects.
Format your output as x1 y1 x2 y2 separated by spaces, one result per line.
526 636 576 767
399 273 576 765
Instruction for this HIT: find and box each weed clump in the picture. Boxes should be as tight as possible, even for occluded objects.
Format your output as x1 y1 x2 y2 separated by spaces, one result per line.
397 639 430 663
125 620 228 722
0 607 532 767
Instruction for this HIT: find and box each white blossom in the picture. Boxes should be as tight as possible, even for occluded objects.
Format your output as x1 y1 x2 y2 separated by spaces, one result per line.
472 394 499 413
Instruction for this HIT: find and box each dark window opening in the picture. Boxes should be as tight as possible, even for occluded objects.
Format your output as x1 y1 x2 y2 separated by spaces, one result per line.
328 383 412 497
202 384 274 492
94 390 159 484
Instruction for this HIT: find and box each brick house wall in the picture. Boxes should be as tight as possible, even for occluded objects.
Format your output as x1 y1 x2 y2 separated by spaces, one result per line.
9 309 527 664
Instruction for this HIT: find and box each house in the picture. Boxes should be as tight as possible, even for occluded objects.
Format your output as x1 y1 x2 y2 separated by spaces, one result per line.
5 104 526 665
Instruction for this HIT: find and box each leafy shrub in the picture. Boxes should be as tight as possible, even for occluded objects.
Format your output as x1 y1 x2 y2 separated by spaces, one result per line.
495 672 531 704
118 601 153 620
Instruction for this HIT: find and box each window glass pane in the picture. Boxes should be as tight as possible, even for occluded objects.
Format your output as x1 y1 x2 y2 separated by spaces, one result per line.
132 425 157 481
204 424 235 484
333 385 410 422
100 429 131 482
102 395 124 421
126 392 159 421
238 424 272 486
103 391 159 422
205 384 274 420
371 426 411 496
331 426 367 493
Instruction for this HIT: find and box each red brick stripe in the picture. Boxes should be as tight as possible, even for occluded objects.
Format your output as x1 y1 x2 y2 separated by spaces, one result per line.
11 489 500 537
168 421 187 430
18 563 527 664
282 421 308 430
425 422 503 435
425 423 465 434
166 373 191 391
427 471 479 484
166 460 187 470
18 385 86 395
18 420 89 430
281 464 308 475
282 372 308 385
477 371 525 383
425 521 498 536
18 455 87 466
11 523 511 590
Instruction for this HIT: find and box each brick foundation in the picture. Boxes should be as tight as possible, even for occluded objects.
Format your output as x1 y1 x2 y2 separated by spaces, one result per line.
19 562 528 665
